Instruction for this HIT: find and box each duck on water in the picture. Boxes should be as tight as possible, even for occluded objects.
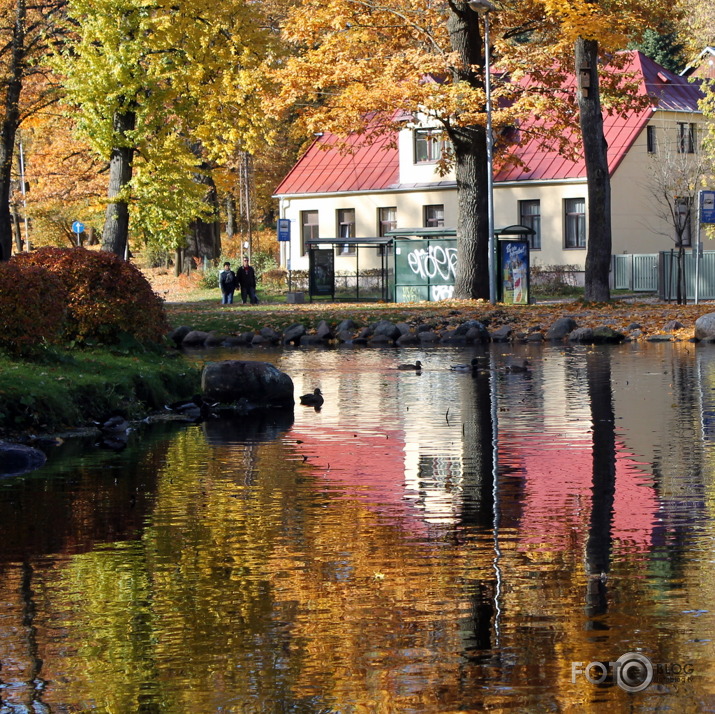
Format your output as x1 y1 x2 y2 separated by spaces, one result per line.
397 360 422 371
300 388 324 407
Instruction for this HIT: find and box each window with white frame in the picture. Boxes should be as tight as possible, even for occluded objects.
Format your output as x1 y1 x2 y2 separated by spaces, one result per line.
678 122 697 154
300 210 318 256
564 198 586 248
378 207 397 237
414 129 447 163
519 200 541 250
423 204 445 228
336 208 356 255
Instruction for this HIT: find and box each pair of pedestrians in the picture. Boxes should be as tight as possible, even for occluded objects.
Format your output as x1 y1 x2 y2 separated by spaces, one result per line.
219 257 259 305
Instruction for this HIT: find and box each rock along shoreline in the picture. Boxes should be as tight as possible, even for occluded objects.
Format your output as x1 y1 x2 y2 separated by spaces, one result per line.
169 308 715 348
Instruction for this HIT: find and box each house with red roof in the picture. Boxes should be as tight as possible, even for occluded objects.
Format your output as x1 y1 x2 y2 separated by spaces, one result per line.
274 51 706 298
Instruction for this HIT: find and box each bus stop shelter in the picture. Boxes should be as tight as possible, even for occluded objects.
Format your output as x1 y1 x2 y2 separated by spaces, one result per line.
306 237 393 302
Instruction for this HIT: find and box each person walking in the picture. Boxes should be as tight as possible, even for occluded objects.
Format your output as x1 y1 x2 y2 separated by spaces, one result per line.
237 256 259 304
219 261 236 305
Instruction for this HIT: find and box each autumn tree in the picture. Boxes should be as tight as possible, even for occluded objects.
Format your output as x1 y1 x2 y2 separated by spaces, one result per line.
54 0 280 259
275 0 499 299
19 109 106 247
677 0 715 59
531 0 672 301
0 0 66 261
275 0 675 300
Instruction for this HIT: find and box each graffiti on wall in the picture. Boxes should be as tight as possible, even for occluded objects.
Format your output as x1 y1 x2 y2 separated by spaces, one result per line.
406 244 458 283
431 285 455 300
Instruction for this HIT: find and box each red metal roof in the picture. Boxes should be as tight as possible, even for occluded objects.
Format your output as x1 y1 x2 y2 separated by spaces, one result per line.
274 52 704 196
274 130 399 196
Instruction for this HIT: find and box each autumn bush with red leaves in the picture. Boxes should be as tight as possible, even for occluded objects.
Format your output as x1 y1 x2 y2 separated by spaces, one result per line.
11 247 168 344
0 261 67 354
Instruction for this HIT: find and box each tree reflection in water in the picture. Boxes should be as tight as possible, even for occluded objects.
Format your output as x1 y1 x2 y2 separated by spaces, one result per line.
0 345 713 712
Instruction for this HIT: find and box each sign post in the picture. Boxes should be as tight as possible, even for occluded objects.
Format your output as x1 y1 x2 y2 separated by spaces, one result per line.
71 221 85 247
277 219 290 242
696 191 715 304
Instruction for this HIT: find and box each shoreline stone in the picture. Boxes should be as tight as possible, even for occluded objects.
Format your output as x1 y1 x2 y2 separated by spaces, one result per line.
0 441 47 477
201 360 294 409
173 311 700 349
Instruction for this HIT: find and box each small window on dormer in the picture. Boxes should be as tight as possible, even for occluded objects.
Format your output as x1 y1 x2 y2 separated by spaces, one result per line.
414 129 447 163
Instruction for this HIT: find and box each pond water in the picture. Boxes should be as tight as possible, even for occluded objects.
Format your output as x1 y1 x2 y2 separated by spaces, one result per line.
1 342 715 713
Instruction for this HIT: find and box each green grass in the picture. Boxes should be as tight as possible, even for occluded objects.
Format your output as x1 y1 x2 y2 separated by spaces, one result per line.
165 295 465 334
0 346 200 437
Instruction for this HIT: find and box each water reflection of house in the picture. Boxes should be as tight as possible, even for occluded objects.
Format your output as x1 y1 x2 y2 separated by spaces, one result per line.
288 356 478 527
499 431 657 555
496 351 659 555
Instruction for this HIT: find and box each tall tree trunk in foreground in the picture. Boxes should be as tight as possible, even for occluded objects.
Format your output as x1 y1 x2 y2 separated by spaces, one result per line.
576 38 612 302
448 1 490 301
101 110 136 257
0 0 26 261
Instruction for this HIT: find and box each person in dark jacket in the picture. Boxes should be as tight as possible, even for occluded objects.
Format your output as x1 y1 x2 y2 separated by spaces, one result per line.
237 257 258 304
219 262 236 305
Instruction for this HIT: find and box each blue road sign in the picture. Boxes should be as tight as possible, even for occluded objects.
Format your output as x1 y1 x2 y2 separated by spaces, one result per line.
277 218 290 242
700 191 715 224
72 221 85 234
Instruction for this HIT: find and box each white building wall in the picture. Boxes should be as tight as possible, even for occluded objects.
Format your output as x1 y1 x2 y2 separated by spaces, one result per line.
612 110 708 255
278 110 709 276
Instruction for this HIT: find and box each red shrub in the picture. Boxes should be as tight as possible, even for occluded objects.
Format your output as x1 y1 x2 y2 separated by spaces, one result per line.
13 247 169 344
0 261 67 353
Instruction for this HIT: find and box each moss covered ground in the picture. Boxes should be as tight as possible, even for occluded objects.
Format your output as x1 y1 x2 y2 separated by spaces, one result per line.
0 347 200 438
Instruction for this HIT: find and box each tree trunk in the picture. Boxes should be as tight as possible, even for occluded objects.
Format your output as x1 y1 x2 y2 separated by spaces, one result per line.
226 193 236 239
187 171 221 261
576 38 611 302
451 127 490 300
447 2 490 300
12 208 22 252
585 351 616 618
101 110 136 257
0 0 26 262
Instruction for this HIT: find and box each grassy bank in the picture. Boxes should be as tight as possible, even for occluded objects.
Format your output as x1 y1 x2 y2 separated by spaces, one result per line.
5 293 713 439
0 347 200 438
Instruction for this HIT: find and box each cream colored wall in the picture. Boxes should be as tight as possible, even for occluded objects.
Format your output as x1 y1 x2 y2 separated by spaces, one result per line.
493 180 588 270
612 111 709 255
279 188 458 271
278 110 708 275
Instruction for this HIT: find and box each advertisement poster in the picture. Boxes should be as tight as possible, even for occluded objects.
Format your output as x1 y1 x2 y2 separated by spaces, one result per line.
500 240 529 305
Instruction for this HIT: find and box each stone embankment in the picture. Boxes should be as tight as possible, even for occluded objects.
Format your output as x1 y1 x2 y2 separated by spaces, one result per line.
169 311 715 349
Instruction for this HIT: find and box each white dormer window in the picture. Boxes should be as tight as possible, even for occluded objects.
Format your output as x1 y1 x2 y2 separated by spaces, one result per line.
414 128 447 163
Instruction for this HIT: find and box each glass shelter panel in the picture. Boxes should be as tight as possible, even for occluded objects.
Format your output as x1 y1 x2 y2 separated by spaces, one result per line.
394 238 457 302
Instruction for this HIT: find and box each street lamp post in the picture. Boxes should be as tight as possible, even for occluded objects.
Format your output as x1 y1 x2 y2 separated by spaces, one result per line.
468 0 497 304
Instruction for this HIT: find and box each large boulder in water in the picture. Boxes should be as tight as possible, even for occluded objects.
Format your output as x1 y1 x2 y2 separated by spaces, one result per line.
0 441 46 477
201 360 294 408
